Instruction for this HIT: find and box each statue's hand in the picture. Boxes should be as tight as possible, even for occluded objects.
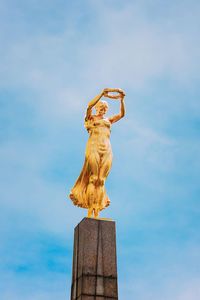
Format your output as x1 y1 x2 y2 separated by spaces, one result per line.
103 88 111 94
116 89 126 97
103 91 109 98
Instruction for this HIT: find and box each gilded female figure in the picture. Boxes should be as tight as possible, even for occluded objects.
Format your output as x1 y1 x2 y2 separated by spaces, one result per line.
70 88 125 218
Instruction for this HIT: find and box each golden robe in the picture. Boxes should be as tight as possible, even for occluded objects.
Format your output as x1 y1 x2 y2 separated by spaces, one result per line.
70 117 113 211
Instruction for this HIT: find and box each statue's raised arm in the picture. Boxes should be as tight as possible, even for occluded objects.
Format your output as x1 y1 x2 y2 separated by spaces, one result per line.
85 89 106 121
105 88 126 124
69 88 126 218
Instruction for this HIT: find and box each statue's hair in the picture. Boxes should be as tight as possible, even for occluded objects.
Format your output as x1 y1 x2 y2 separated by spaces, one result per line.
94 100 109 111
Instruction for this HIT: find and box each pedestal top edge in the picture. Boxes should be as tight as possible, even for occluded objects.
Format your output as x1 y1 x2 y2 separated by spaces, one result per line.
75 217 116 228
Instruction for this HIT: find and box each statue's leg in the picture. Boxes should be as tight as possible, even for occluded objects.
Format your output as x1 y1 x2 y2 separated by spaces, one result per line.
86 152 100 214
99 151 113 181
98 151 113 206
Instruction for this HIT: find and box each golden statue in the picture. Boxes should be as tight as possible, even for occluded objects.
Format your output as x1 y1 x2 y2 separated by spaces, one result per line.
70 88 125 218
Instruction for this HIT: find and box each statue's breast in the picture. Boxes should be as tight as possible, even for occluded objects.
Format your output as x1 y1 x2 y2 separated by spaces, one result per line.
84 118 111 131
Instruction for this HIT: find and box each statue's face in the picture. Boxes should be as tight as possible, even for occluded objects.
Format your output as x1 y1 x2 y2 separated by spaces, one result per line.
95 104 108 116
95 101 109 116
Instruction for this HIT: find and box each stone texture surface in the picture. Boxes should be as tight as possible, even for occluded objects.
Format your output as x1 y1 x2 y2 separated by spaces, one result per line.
71 218 118 300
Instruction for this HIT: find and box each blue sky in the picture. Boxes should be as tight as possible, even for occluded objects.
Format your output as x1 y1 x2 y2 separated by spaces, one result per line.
0 0 200 299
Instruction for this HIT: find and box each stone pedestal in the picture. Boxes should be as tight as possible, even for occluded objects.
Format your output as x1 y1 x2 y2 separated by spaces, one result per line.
71 218 118 300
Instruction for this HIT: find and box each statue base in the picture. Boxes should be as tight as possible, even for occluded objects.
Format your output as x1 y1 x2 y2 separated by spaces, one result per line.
70 217 118 300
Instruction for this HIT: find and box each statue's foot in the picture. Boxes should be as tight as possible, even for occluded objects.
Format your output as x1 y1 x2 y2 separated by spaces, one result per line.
94 209 99 218
88 208 93 218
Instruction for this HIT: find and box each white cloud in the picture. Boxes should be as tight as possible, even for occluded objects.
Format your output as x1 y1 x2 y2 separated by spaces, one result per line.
0 0 199 121
1 271 70 300
119 240 200 300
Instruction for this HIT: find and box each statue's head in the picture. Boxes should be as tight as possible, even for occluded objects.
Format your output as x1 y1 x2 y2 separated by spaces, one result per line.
95 101 109 116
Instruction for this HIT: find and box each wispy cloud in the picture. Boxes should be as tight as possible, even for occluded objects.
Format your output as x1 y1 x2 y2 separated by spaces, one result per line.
0 0 199 119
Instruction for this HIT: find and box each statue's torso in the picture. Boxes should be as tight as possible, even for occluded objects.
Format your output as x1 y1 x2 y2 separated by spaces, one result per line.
84 118 112 155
